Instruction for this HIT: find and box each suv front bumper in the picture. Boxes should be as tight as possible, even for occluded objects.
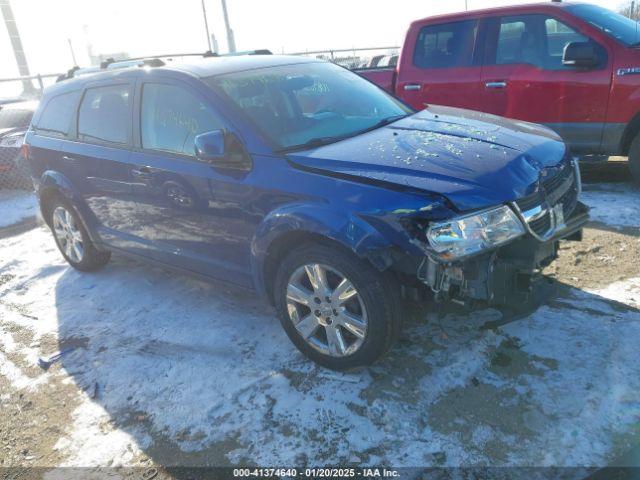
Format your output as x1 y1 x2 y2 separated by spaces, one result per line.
419 201 589 309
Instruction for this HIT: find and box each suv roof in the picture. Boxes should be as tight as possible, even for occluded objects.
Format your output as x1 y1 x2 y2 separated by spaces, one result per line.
44 55 319 97
411 1 586 26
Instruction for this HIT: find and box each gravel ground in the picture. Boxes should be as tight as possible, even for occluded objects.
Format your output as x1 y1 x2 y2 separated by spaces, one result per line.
0 163 639 477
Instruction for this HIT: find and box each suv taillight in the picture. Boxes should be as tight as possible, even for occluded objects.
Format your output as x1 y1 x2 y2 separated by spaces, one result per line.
21 142 30 159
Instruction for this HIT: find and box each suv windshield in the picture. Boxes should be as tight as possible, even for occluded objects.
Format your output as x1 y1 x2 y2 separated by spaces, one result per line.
567 4 640 46
208 62 411 151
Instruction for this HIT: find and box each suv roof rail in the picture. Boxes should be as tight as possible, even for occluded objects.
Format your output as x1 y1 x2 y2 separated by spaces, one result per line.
55 49 273 83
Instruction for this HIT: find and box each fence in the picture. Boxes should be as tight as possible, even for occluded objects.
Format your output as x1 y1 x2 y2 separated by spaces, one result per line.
0 74 61 193
288 46 400 70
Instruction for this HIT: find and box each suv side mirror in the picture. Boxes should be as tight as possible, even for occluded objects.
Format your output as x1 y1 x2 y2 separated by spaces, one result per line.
563 42 598 69
195 130 225 161
195 130 252 170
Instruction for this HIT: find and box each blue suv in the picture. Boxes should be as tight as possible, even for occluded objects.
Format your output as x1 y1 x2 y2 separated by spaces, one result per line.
24 55 588 369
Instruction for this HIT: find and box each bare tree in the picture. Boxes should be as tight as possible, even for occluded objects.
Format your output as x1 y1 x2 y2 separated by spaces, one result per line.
620 1 640 20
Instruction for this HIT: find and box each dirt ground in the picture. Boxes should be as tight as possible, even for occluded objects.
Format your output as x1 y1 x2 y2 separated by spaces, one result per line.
0 160 639 478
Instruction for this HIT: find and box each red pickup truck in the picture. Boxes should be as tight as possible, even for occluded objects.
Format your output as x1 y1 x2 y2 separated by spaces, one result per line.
358 2 640 182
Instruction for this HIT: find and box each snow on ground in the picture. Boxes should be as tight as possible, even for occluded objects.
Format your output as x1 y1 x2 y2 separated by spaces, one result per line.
580 183 640 231
0 189 37 228
0 183 638 468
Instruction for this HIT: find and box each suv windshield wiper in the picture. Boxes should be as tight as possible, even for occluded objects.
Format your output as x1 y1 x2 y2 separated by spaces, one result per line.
277 135 351 153
353 114 409 137
278 114 410 153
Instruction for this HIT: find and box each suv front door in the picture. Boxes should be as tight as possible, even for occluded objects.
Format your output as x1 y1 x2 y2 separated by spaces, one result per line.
128 79 256 287
480 13 612 153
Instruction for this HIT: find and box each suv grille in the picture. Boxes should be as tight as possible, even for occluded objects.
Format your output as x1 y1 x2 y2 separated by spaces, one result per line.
515 159 579 238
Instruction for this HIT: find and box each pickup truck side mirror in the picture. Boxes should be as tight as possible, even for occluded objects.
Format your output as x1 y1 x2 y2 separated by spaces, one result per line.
195 130 252 171
563 42 598 69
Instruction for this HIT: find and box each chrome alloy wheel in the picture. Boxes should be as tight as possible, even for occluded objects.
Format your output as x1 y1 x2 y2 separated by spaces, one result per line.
286 264 368 357
52 206 84 263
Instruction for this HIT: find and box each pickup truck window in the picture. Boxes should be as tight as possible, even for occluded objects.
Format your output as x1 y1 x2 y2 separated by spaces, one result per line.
567 4 640 47
414 20 477 69
208 62 410 151
493 15 588 70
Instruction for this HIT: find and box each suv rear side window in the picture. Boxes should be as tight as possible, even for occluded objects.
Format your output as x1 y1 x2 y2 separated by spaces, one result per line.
493 15 589 70
78 85 131 144
36 91 80 137
414 20 477 69
140 83 222 157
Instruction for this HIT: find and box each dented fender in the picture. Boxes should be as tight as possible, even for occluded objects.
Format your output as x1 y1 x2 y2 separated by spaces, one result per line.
249 199 446 298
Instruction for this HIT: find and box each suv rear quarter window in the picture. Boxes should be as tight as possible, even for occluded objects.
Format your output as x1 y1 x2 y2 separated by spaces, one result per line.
35 91 80 138
78 84 132 145
413 20 478 69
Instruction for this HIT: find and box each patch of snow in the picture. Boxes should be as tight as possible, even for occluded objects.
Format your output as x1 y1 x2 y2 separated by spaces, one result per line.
0 189 37 228
0 222 639 467
591 277 640 309
0 350 46 391
580 183 640 230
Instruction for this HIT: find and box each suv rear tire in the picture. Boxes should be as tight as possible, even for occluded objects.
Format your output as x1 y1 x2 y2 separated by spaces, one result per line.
48 197 111 271
628 134 640 184
274 244 402 370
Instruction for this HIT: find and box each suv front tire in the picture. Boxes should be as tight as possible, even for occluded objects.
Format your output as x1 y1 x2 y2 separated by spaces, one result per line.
274 244 402 370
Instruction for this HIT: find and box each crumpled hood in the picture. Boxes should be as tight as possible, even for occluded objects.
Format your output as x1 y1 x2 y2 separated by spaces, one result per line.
287 105 567 211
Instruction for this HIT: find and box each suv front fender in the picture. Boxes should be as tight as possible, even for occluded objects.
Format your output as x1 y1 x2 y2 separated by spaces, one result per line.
250 202 402 298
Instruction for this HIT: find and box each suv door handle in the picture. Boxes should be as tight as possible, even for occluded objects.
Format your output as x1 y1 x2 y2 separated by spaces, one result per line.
131 166 152 177
403 84 421 91
61 155 77 163
485 81 507 89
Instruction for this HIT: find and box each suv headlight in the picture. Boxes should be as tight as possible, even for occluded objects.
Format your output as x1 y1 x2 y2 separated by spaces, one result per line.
426 205 525 260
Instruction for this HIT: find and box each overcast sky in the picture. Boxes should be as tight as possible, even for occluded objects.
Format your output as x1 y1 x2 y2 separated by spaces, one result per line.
0 0 629 79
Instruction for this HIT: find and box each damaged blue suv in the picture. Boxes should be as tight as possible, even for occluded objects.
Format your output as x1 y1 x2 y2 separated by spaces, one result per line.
25 55 588 369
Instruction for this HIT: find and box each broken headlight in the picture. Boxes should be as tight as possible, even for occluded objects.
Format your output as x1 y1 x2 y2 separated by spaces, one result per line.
426 205 525 260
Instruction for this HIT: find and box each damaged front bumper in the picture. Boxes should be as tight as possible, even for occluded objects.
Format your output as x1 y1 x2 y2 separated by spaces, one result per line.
417 201 589 309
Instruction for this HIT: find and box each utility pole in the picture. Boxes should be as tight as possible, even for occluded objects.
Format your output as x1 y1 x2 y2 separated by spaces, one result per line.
0 0 35 95
220 0 236 53
68 38 78 65
201 0 213 52
465 0 468 11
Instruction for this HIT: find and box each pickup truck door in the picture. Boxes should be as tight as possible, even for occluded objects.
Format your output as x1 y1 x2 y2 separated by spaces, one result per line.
480 13 612 153
396 19 483 111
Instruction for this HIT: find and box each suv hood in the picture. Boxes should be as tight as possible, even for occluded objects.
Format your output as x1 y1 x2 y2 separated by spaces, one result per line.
287 105 567 211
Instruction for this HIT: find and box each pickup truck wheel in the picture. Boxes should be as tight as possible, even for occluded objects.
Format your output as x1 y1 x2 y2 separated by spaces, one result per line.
274 244 401 370
48 197 111 272
628 134 640 184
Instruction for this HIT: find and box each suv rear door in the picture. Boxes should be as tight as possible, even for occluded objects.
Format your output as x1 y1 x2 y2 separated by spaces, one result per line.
397 18 482 111
480 12 612 153
57 80 144 247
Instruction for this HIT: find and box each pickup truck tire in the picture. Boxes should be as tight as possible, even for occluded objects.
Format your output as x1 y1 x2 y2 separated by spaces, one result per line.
48 197 111 272
628 134 640 184
274 244 402 370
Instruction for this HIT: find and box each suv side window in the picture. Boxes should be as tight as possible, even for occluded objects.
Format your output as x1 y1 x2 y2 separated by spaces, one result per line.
140 83 223 158
494 14 590 70
35 91 80 138
78 84 132 145
414 20 478 69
